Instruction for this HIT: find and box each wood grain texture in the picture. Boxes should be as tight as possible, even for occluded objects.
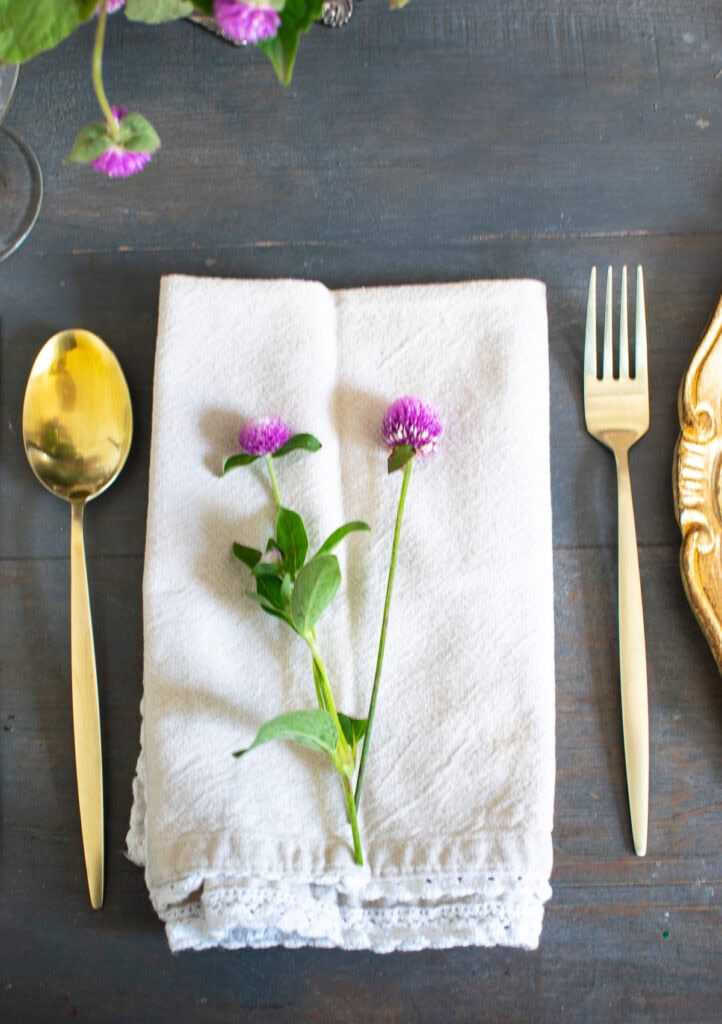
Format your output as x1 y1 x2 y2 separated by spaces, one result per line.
1 1 721 1021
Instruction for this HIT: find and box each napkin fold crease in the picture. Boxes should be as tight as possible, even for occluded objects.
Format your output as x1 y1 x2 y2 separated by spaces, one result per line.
127 274 556 953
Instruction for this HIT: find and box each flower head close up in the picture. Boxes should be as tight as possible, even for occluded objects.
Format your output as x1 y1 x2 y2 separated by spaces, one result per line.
214 0 283 44
90 106 154 178
382 396 442 456
239 416 291 456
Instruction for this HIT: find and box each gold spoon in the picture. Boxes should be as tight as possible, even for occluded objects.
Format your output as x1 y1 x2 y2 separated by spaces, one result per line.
22 329 133 909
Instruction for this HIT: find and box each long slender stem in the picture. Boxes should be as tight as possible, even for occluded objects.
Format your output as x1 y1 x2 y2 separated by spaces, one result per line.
306 633 363 864
265 455 282 510
305 633 348 757
92 0 117 135
311 647 327 711
342 773 363 865
355 458 413 809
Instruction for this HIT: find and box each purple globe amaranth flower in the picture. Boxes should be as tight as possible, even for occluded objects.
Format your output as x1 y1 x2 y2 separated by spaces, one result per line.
214 0 282 44
239 417 291 456
91 107 153 179
382 396 442 456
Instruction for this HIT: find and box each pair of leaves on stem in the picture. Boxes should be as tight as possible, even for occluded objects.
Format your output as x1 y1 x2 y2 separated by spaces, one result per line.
223 432 320 474
233 507 369 635
67 112 161 164
232 707 367 765
225 431 367 628
0 1 326 92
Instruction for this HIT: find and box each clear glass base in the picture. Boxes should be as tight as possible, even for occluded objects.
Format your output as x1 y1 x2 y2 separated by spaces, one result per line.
0 125 43 262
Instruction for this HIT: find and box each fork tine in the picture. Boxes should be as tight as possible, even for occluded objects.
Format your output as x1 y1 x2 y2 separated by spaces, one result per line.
603 267 614 378
635 265 648 384
585 267 598 379
585 267 597 379
619 266 629 379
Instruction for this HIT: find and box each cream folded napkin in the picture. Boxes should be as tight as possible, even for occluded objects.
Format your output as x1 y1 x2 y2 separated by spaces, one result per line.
127 275 555 952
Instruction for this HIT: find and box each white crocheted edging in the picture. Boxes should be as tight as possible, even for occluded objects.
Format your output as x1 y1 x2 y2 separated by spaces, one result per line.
161 885 547 953
127 746 552 954
147 870 550 953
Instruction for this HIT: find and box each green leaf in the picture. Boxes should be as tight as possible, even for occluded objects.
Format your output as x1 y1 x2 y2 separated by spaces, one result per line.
259 0 325 86
276 506 308 577
223 452 259 473
255 574 285 610
0 0 97 64
65 120 114 164
244 589 294 626
338 713 368 758
281 572 293 606
389 0 414 8
317 520 370 556
232 542 262 569
233 708 339 758
116 112 161 153
260 603 294 624
290 553 341 633
273 433 322 458
388 443 415 474
125 0 195 23
191 0 213 12
252 560 282 577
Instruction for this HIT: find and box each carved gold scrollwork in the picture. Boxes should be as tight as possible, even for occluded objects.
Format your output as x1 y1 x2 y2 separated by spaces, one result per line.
674 294 722 673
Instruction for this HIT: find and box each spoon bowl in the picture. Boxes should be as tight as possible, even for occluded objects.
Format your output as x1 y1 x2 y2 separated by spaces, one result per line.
22 329 133 909
23 329 132 501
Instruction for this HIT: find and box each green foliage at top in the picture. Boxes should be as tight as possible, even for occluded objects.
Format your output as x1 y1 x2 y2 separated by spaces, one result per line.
0 0 97 63
0 0 413 178
259 0 325 86
0 0 329 86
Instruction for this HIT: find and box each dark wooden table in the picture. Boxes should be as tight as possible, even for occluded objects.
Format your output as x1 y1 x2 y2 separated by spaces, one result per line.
2 2 721 1020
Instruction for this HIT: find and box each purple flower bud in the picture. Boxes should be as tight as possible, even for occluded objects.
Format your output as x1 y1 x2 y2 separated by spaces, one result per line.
214 0 282 44
239 417 291 456
91 107 153 179
258 546 284 567
382 396 442 456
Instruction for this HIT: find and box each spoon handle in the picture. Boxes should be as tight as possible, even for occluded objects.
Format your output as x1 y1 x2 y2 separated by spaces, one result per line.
70 499 104 909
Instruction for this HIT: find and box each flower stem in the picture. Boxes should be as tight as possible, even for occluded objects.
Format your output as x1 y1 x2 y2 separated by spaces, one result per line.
305 634 348 762
311 640 327 711
342 773 364 865
265 455 282 510
306 633 363 864
355 457 413 810
92 0 117 135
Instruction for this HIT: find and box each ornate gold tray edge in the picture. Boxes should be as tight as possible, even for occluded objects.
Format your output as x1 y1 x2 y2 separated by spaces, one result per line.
674 292 722 674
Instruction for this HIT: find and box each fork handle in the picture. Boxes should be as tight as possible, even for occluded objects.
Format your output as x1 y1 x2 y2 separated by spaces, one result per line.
615 448 649 857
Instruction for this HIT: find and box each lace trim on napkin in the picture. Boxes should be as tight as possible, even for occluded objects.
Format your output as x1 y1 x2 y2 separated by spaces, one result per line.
127 736 551 953
154 875 550 952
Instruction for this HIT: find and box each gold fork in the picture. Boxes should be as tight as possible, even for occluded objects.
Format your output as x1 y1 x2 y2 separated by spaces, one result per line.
584 265 650 857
